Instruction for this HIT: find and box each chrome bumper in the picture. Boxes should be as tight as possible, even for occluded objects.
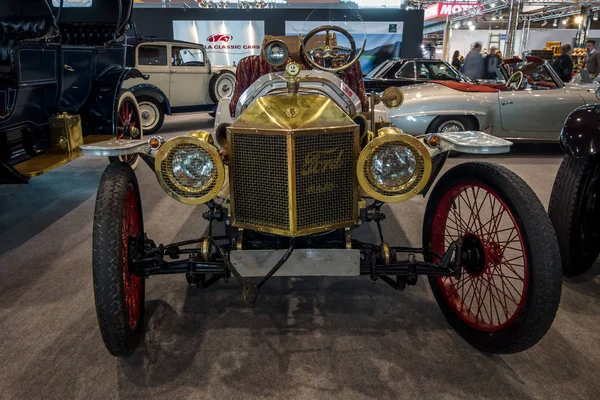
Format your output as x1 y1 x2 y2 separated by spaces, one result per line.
436 131 512 154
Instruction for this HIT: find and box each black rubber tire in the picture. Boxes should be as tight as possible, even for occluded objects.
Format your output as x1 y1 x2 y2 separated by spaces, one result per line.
423 162 562 354
548 156 600 276
209 71 235 103
93 161 145 357
136 96 165 135
427 116 477 134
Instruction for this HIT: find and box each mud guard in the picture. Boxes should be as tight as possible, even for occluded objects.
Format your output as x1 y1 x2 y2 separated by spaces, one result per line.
559 104 600 158
80 66 146 136
128 84 172 115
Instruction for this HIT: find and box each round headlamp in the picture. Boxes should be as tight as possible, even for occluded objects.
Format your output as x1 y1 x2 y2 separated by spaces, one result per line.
357 132 431 202
263 40 289 67
155 135 225 204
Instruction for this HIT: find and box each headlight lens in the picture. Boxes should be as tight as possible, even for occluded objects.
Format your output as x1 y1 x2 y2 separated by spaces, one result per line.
264 41 288 66
155 136 225 205
171 147 214 189
370 144 417 188
357 132 432 202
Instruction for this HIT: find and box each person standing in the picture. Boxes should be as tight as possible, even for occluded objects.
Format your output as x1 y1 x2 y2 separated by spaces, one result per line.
462 42 484 80
584 40 600 78
552 44 573 83
451 50 462 70
483 46 501 79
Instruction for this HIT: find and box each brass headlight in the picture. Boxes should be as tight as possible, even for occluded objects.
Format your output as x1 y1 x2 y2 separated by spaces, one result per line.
155 135 225 204
357 131 431 202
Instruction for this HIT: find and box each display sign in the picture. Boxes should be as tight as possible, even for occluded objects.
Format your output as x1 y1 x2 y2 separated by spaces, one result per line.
173 20 265 67
424 2 481 21
285 21 403 74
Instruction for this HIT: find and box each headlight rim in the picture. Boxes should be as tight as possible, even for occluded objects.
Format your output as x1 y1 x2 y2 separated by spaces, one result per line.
155 136 225 205
356 133 432 202
263 39 289 67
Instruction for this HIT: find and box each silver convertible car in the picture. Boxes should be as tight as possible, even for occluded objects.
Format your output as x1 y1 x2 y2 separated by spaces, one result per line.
382 56 599 141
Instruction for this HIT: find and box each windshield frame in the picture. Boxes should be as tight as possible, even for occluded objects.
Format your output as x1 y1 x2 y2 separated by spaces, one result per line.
499 58 564 89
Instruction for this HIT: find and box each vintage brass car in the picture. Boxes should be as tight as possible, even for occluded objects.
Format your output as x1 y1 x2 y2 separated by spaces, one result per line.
82 25 562 357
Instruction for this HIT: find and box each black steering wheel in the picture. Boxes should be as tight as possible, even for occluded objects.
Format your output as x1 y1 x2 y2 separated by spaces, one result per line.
507 71 524 90
301 25 365 73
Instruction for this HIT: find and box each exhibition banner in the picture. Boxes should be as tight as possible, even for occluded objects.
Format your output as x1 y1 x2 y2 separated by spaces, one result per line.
424 3 481 21
173 20 265 67
285 21 403 74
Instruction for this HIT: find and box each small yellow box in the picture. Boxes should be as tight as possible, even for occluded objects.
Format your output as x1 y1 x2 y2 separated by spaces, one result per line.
49 113 83 155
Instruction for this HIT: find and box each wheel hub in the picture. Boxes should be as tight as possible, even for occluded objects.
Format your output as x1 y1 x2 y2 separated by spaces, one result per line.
141 111 150 120
461 234 486 275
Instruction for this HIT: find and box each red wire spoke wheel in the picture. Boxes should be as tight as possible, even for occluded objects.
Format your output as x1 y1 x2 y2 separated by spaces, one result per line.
109 91 142 169
423 162 562 354
93 162 145 357
432 182 527 332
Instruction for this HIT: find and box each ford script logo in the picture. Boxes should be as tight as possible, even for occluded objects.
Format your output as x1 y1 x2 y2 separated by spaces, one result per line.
301 148 344 177
207 34 233 43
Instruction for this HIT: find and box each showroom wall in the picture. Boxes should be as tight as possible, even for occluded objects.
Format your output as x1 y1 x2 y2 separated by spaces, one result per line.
131 8 425 59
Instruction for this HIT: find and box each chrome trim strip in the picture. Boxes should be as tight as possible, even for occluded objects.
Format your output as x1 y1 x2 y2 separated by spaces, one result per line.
391 110 487 118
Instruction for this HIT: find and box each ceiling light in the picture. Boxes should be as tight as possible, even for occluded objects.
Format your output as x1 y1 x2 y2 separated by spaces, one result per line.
469 25 476 31
492 16 496 21
467 19 473 26
562 18 568 25
541 20 548 27
575 16 584 24
490 3 496 7
454 22 461 29
553 19 558 27
594 13 599 21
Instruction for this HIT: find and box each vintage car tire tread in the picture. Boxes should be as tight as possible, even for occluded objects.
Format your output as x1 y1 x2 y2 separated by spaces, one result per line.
93 162 145 357
424 162 562 354
548 156 600 276
137 96 165 134
209 71 235 104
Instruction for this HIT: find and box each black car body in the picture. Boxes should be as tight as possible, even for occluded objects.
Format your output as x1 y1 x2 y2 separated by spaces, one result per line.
363 59 470 92
0 0 144 183
549 91 600 276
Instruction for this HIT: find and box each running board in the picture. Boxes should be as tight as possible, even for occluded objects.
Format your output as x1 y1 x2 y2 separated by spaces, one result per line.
9 135 114 180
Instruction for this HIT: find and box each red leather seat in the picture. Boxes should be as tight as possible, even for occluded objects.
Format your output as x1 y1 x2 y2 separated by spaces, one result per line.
229 55 369 117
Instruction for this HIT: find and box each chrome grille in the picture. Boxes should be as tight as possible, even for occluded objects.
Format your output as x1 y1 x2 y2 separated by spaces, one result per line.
160 143 219 199
295 131 355 231
229 129 358 236
230 133 290 231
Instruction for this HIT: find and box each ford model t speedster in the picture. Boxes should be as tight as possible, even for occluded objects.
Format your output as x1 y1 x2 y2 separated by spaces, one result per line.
81 23 562 356
0 0 144 183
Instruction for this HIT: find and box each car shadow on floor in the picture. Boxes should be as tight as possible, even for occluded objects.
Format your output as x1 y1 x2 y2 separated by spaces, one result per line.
111 206 597 399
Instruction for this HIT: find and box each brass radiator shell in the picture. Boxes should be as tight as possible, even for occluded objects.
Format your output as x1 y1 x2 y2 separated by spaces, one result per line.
227 95 359 237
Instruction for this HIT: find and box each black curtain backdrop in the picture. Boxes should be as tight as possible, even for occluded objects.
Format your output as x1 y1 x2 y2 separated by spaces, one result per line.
131 8 425 59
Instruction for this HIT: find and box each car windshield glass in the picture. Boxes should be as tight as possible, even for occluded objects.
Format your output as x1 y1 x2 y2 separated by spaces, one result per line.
138 45 167 66
416 61 459 81
395 62 415 79
52 0 92 7
172 47 205 66
504 61 557 88
366 61 393 78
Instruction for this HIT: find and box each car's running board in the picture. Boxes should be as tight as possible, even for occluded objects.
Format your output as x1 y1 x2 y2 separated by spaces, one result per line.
13 151 82 177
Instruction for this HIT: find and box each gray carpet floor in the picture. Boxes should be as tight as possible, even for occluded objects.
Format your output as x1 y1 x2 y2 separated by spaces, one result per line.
1 113 599 400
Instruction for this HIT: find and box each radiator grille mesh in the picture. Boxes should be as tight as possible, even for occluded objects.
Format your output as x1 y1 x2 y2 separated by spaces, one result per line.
230 133 290 231
295 131 356 231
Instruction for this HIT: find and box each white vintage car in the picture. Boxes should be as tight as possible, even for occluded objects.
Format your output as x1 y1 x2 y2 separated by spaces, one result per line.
383 56 599 141
122 38 235 134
